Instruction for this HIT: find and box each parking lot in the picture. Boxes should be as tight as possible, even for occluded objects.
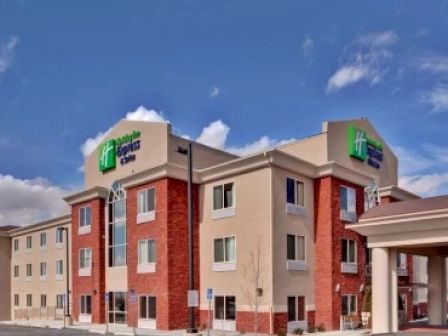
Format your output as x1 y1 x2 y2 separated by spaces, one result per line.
0 325 96 336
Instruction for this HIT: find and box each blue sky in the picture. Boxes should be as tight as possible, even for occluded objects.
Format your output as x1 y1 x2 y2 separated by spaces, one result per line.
1 0 448 225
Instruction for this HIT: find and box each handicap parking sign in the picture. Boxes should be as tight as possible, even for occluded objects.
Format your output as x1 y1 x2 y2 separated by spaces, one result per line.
207 288 213 300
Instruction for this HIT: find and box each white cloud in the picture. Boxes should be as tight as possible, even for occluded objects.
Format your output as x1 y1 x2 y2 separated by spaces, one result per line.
0 175 72 227
196 120 230 149
393 146 434 176
302 36 314 65
0 35 18 73
80 105 167 158
210 86 220 98
195 120 294 156
420 84 448 113
413 52 448 74
399 173 448 197
326 31 398 93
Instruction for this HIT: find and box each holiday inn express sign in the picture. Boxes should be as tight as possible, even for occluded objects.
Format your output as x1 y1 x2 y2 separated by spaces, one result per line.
99 130 141 172
347 125 384 169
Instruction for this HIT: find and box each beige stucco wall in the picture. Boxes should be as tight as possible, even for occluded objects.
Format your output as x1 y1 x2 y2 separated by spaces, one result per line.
0 235 11 320
199 168 273 312
271 167 315 310
10 221 72 319
278 133 328 166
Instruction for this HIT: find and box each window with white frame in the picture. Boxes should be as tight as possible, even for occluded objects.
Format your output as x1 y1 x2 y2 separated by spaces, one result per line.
214 296 236 321
214 236 236 263
287 296 305 322
26 264 32 278
56 228 64 244
13 239 19 252
14 294 19 307
341 239 356 263
26 294 32 307
213 183 234 210
397 253 407 269
138 188 155 215
79 206 92 229
139 296 156 319
287 235 305 261
108 184 127 267
40 232 47 248
40 262 47 278
56 294 64 309
340 186 357 222
341 294 357 316
80 295 92 315
138 240 156 265
56 260 64 277
79 248 92 270
40 295 47 308
14 265 19 278
286 178 305 207
26 236 32 250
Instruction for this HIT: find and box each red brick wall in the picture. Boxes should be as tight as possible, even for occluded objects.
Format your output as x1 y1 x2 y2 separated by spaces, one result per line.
235 311 270 333
273 312 288 334
126 178 199 330
71 198 106 323
314 176 366 330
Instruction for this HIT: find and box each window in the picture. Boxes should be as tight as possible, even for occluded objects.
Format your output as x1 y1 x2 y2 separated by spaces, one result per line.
40 295 47 308
13 239 19 252
81 295 92 315
56 260 64 277
56 228 64 244
56 294 64 309
14 265 19 278
214 296 236 321
340 186 357 222
138 240 156 264
108 292 127 324
40 262 47 278
366 247 372 265
342 239 356 263
286 178 305 207
213 183 234 210
108 184 127 267
287 235 305 261
138 188 155 215
14 294 19 307
214 236 236 263
26 294 32 307
341 295 357 316
80 206 92 228
80 248 92 270
26 264 32 277
397 253 407 269
26 236 32 250
287 296 305 322
40 232 47 248
139 296 156 319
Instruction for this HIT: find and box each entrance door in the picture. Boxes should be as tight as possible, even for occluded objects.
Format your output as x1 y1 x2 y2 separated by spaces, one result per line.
109 292 127 324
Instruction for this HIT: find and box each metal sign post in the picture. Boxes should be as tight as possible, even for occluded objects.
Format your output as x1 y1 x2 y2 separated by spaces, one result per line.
129 290 137 336
104 292 109 334
206 288 213 336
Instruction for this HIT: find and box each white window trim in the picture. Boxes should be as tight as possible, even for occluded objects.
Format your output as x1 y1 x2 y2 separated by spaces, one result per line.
137 188 156 224
213 295 236 331
79 206 92 234
341 294 357 316
286 177 306 210
13 239 19 254
80 294 92 318
212 182 236 220
25 236 32 253
213 236 236 271
137 239 156 273
79 248 92 277
138 295 157 324
40 232 47 251
56 260 64 280
341 239 358 274
287 235 307 271
40 262 47 281
340 185 357 223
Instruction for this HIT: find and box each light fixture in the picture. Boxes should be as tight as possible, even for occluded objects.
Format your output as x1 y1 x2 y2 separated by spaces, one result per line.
359 284 364 293
335 284 340 293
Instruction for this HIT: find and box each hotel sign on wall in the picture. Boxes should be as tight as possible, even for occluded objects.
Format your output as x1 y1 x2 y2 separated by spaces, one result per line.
98 130 141 172
347 125 384 169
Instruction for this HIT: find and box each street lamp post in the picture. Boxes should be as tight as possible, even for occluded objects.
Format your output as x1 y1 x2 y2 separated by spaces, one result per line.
177 143 198 334
59 227 72 327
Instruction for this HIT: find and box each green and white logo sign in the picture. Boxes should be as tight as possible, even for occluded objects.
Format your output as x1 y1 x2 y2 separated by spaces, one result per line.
99 139 116 172
347 125 384 169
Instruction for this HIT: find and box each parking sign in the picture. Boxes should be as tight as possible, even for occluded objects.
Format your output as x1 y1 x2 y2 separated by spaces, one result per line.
104 292 109 301
207 288 213 300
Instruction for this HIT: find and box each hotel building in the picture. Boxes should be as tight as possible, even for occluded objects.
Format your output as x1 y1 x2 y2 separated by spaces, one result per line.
0 118 422 332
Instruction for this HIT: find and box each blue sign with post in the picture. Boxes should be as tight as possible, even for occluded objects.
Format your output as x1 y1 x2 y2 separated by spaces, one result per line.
104 292 109 302
207 288 213 300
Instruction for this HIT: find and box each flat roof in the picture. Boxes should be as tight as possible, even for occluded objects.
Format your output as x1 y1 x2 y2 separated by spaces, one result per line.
360 195 448 220
0 225 19 231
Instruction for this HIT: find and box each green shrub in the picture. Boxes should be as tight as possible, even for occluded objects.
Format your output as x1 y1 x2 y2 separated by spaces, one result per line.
292 328 303 335
362 287 372 312
316 324 325 332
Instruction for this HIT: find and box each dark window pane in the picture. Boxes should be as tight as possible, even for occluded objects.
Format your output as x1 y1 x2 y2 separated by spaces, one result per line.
114 222 126 245
287 235 296 260
139 297 147 319
350 295 356 314
148 297 156 319
287 297 296 321
349 240 356 263
214 239 224 263
214 296 224 319
341 296 348 316
342 240 348 262
340 186 347 211
114 199 125 220
297 296 305 321
224 183 233 208
213 186 223 210
86 296 92 314
286 178 295 204
225 296 236 320
147 189 155 212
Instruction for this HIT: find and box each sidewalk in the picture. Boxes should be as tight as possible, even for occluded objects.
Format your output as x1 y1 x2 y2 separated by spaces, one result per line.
0 320 371 336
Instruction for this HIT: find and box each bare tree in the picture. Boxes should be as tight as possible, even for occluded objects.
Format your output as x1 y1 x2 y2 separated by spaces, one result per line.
239 235 268 336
